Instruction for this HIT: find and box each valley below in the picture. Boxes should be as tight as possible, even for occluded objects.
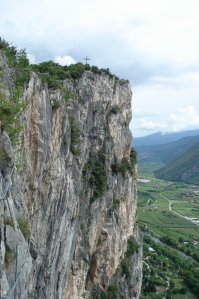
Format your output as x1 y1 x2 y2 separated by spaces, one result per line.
137 162 199 299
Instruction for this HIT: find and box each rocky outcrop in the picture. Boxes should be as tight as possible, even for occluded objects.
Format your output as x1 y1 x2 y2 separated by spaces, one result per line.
0 51 142 298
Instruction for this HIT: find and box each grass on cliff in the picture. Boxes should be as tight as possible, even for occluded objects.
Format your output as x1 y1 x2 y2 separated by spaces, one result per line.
17 217 30 240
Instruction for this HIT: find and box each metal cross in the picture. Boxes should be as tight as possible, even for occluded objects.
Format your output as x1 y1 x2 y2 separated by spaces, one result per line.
83 56 90 64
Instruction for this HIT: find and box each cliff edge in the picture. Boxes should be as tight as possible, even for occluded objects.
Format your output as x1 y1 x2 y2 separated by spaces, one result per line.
0 46 142 299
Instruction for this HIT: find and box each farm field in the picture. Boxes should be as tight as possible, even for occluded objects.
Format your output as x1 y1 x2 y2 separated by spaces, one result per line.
138 162 199 299
138 162 199 242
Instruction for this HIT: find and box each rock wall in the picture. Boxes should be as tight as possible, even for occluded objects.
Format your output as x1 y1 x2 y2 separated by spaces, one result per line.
0 52 142 299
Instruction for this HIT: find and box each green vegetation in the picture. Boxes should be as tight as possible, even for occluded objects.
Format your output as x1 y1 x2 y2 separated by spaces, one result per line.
160 235 199 263
142 235 199 298
82 151 107 202
105 285 124 299
0 37 30 87
4 216 14 226
111 197 120 209
126 238 139 257
4 246 13 269
4 217 30 240
135 135 199 165
0 37 128 145
121 258 130 277
0 88 26 143
0 38 29 143
69 117 80 156
64 89 77 104
120 238 140 279
51 100 61 111
110 106 120 114
138 162 199 241
138 162 199 298
0 147 8 163
130 147 137 165
155 140 199 184
16 153 25 173
17 217 30 240
30 60 124 90
92 285 124 299
111 148 137 177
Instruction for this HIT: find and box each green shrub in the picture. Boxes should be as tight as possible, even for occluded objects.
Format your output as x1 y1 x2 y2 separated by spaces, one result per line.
17 217 30 240
82 160 93 178
64 89 76 104
31 61 86 84
0 44 28 143
0 88 26 143
106 285 124 299
0 38 30 86
4 216 14 226
111 148 137 177
0 37 128 90
126 238 139 257
119 79 129 85
51 101 60 111
16 154 25 173
4 246 13 269
82 151 107 201
90 151 107 200
121 259 130 277
130 148 137 165
92 285 124 299
91 65 101 75
66 63 86 79
110 106 119 114
111 158 130 176
30 58 122 85
69 117 80 156
42 74 62 90
111 197 120 209
0 147 8 162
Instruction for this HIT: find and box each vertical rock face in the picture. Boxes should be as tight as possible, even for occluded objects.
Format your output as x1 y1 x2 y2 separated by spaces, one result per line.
0 52 142 298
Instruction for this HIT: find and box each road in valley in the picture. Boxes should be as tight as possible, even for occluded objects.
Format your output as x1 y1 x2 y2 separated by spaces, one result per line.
160 194 199 227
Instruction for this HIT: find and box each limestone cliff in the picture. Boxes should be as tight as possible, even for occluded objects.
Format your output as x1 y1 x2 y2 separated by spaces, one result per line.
0 50 142 299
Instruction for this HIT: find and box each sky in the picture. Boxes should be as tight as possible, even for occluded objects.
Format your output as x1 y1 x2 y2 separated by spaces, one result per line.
1 0 199 137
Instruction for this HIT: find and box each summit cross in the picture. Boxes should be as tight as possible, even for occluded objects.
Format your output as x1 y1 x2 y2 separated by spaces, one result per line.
83 56 90 64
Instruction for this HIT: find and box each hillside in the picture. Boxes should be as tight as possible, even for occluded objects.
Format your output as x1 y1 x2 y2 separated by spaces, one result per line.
135 135 199 164
134 130 199 147
155 140 199 184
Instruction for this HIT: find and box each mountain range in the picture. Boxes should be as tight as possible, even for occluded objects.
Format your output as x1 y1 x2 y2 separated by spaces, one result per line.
134 130 199 184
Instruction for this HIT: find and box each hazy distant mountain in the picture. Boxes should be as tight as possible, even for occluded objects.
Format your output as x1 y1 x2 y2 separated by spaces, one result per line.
135 135 199 164
133 129 199 147
155 140 199 184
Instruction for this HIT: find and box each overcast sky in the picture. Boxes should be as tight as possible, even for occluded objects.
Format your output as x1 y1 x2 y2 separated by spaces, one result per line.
1 0 199 137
